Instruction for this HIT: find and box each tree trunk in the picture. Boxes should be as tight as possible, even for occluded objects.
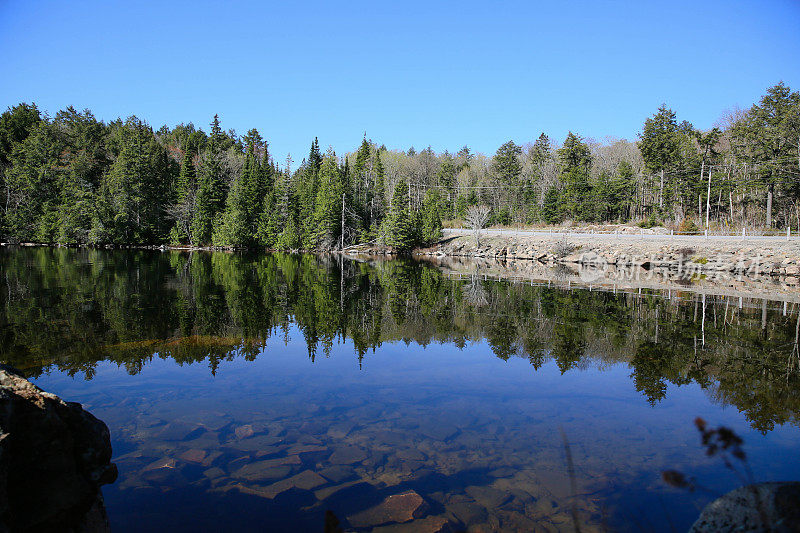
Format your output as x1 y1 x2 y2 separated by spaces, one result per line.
659 169 664 209
340 192 345 250
698 194 702 222
766 182 774 228
705 167 712 229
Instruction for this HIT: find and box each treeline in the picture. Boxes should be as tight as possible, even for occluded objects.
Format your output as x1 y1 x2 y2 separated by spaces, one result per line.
0 83 798 248
2 247 798 432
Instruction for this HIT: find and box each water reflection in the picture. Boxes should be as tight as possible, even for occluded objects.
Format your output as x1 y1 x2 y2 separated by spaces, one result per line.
3 247 800 531
2 247 798 434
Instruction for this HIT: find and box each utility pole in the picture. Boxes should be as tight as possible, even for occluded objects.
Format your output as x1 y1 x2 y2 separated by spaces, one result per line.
340 192 346 250
705 166 712 229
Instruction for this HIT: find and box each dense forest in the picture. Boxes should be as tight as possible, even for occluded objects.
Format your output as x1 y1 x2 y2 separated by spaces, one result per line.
0 83 798 249
1 247 798 433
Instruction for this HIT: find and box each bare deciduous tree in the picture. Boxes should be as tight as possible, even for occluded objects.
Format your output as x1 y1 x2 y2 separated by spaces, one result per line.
465 205 490 246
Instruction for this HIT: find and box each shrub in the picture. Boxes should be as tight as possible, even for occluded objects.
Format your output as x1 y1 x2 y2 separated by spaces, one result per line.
678 218 699 234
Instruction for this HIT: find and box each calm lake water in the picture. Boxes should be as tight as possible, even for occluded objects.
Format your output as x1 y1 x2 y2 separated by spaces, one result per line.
2 247 799 532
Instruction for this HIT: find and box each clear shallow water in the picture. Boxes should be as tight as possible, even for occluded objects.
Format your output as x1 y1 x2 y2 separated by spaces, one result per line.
2 248 799 532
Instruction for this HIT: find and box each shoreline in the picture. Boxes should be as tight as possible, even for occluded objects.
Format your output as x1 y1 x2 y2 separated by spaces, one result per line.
4 234 799 302
413 232 800 278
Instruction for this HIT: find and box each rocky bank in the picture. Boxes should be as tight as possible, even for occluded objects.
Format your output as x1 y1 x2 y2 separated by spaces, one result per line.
418 233 800 278
0 365 117 532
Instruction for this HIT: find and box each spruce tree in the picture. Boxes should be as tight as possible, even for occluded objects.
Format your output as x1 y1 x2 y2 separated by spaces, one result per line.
386 178 416 250
557 132 592 221
420 188 442 244
192 114 226 244
311 152 343 248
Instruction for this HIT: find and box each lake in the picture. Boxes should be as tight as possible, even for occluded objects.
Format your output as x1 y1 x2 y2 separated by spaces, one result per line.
2 247 799 532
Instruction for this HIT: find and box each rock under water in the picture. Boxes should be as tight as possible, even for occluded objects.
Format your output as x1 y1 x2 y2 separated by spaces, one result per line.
0 365 117 532
691 482 800 532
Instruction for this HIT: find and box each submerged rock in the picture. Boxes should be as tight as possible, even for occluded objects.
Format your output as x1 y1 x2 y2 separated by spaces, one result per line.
0 365 118 532
348 490 429 528
691 482 800 532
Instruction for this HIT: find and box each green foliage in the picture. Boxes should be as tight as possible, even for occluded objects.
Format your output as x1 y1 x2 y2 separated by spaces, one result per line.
557 132 592 221
542 185 562 224
593 161 636 222
678 218 699 234
386 178 416 251
492 140 522 183
420 189 442 244
4 246 800 433
1 85 798 246
310 152 344 249
639 105 681 175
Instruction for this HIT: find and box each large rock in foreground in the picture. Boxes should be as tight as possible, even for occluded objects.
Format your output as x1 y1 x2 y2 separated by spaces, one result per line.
691 482 800 532
0 365 117 532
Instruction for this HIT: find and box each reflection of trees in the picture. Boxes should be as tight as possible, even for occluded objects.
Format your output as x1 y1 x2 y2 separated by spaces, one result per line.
1 247 799 432
463 276 489 307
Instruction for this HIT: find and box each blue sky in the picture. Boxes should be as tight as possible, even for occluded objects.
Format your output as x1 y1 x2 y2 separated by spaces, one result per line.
1 0 798 163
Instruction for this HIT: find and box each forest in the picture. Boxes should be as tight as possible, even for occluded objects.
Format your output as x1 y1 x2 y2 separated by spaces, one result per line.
0 83 798 250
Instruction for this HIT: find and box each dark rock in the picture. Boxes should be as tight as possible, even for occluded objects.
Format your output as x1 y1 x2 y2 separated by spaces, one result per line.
418 422 459 441
372 515 455 533
239 470 327 499
177 448 207 464
691 482 800 532
231 456 301 481
203 467 225 479
228 435 283 452
234 424 255 439
329 446 368 465
396 448 426 462
319 465 357 483
0 365 117 532
348 490 429 528
465 485 511 509
153 421 199 441
447 501 488 525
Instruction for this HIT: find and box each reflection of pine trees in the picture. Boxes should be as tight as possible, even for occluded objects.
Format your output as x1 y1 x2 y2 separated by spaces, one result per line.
1 246 800 431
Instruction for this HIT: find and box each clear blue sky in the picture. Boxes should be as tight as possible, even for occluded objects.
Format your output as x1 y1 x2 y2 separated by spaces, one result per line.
1 0 798 163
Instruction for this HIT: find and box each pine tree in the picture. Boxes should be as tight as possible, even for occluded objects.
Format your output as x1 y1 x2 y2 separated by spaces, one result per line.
639 105 681 213
192 114 227 244
54 107 108 243
213 173 249 247
542 185 562 224
557 132 592 221
298 138 321 240
3 120 61 242
420 188 442 244
386 178 416 250
255 189 279 247
169 147 196 243
96 116 171 243
311 152 343 248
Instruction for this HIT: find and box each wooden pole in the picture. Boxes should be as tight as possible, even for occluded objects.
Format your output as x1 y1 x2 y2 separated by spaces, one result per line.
705 165 712 229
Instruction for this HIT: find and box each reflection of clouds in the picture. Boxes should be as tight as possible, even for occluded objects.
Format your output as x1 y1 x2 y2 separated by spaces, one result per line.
463 276 488 307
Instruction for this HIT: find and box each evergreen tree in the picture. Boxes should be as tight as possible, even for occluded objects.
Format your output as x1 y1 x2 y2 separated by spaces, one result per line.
169 146 196 243
386 178 416 250
192 115 227 244
420 188 443 244
730 82 800 227
311 151 344 248
557 132 592 221
298 138 321 240
493 140 522 183
639 105 680 213
54 107 108 243
3 120 61 242
542 185 562 224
